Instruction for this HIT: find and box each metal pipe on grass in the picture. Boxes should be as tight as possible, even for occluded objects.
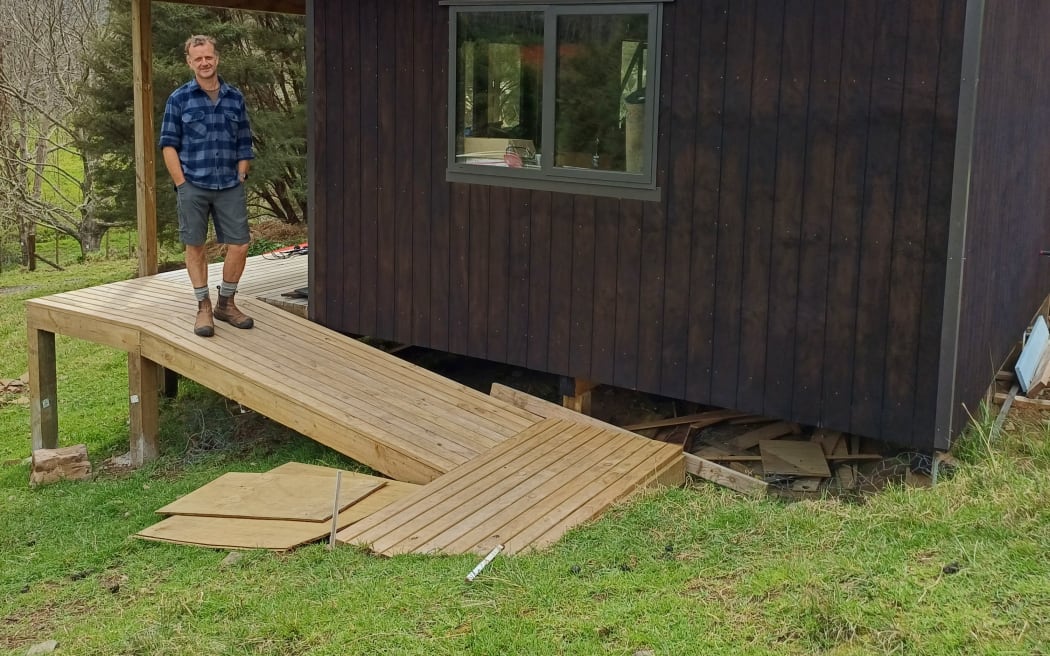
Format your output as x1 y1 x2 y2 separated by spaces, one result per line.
466 544 504 582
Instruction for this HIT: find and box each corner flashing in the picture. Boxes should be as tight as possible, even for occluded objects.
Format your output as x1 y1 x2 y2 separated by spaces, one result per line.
934 0 986 450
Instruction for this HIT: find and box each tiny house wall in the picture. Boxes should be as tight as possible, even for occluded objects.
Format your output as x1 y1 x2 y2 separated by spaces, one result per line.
309 0 969 450
937 0 1050 448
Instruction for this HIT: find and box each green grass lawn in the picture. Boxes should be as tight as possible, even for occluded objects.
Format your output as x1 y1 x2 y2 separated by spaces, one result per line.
1 259 1048 655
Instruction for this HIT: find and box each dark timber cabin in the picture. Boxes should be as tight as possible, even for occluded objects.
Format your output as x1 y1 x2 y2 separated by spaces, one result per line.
302 0 1050 453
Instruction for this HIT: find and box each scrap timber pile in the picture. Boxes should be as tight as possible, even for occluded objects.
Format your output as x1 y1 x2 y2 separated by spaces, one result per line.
623 410 904 496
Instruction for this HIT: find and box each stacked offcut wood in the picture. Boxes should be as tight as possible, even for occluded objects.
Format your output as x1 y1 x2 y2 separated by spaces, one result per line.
624 412 885 496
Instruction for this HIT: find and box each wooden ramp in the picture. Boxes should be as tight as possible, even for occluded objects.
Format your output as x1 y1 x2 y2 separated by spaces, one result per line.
25 256 538 483
337 418 684 556
28 256 686 553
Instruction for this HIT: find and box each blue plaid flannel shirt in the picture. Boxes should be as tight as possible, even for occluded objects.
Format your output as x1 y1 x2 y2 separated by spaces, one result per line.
159 78 254 190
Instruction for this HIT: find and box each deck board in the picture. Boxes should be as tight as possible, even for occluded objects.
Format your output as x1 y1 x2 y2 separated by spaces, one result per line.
25 255 540 484
346 420 586 552
29 256 687 554
407 427 637 555
32 275 537 438
337 418 685 555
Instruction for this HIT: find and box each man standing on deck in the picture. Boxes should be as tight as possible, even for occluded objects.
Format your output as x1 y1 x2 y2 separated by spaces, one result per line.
160 34 255 337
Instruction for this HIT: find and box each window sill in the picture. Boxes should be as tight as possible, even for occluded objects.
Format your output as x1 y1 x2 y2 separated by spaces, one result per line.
445 167 661 202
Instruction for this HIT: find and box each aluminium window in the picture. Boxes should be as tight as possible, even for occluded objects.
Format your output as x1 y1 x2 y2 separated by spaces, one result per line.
445 2 663 200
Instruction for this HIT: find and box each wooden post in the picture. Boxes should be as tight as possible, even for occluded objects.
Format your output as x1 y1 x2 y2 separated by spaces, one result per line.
163 367 180 399
560 377 598 415
128 352 161 466
132 0 158 277
28 327 58 451
27 229 36 271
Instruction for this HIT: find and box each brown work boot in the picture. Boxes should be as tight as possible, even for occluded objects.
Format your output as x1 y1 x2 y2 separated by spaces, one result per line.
214 293 254 329
194 298 214 337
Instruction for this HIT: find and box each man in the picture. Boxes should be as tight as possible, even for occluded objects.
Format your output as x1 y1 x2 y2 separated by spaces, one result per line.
160 34 255 337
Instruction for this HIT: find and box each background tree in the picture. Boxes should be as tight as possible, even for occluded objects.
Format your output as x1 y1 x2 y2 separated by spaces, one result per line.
76 2 307 246
0 0 108 265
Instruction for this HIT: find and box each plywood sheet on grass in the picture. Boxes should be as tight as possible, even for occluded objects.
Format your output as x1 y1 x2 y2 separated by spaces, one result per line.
137 514 335 551
337 418 685 556
156 471 385 521
136 465 420 550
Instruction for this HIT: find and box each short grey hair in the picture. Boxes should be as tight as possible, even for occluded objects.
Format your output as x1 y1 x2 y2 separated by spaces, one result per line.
184 35 217 56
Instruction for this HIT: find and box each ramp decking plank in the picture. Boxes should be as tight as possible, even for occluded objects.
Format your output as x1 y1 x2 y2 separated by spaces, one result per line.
148 333 499 463
406 427 640 555
138 332 461 479
338 418 685 556
524 444 685 552
25 256 540 484
336 419 577 547
362 423 609 554
65 277 537 436
39 277 537 434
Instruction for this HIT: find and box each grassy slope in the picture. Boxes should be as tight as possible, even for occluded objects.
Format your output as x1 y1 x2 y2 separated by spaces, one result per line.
0 260 1048 655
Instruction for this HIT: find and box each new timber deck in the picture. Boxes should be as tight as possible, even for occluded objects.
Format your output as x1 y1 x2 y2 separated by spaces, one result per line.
26 255 685 554
338 418 684 555
25 255 538 483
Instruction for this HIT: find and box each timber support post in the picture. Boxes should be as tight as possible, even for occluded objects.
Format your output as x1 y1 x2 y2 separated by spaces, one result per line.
28 326 58 451
163 368 179 399
128 352 162 466
560 377 598 415
132 0 158 277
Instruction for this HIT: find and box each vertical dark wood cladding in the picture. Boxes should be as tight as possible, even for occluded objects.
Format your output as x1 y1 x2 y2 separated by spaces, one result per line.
949 0 1050 446
311 0 964 449
918 0 964 446
791 0 843 427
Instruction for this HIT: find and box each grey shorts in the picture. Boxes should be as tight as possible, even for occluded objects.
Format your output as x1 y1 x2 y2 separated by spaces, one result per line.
176 181 249 246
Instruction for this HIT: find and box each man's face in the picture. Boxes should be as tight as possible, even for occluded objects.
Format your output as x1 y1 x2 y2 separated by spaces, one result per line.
187 42 218 82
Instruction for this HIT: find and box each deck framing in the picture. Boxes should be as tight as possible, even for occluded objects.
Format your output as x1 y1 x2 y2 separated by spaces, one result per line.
26 255 685 553
25 256 538 481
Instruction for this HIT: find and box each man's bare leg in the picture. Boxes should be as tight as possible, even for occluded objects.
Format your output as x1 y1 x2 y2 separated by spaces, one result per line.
221 242 250 284
185 243 214 336
185 244 209 289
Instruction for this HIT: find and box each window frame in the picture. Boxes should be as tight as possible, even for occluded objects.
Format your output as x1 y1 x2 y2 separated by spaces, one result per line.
445 1 664 201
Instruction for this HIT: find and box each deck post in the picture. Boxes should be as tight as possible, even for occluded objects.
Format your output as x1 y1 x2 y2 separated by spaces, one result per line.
163 368 180 398
560 377 597 415
28 327 58 451
131 0 158 277
128 353 162 465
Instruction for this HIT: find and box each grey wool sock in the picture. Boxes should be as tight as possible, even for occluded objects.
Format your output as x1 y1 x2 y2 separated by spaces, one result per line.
219 280 239 298
193 286 210 302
